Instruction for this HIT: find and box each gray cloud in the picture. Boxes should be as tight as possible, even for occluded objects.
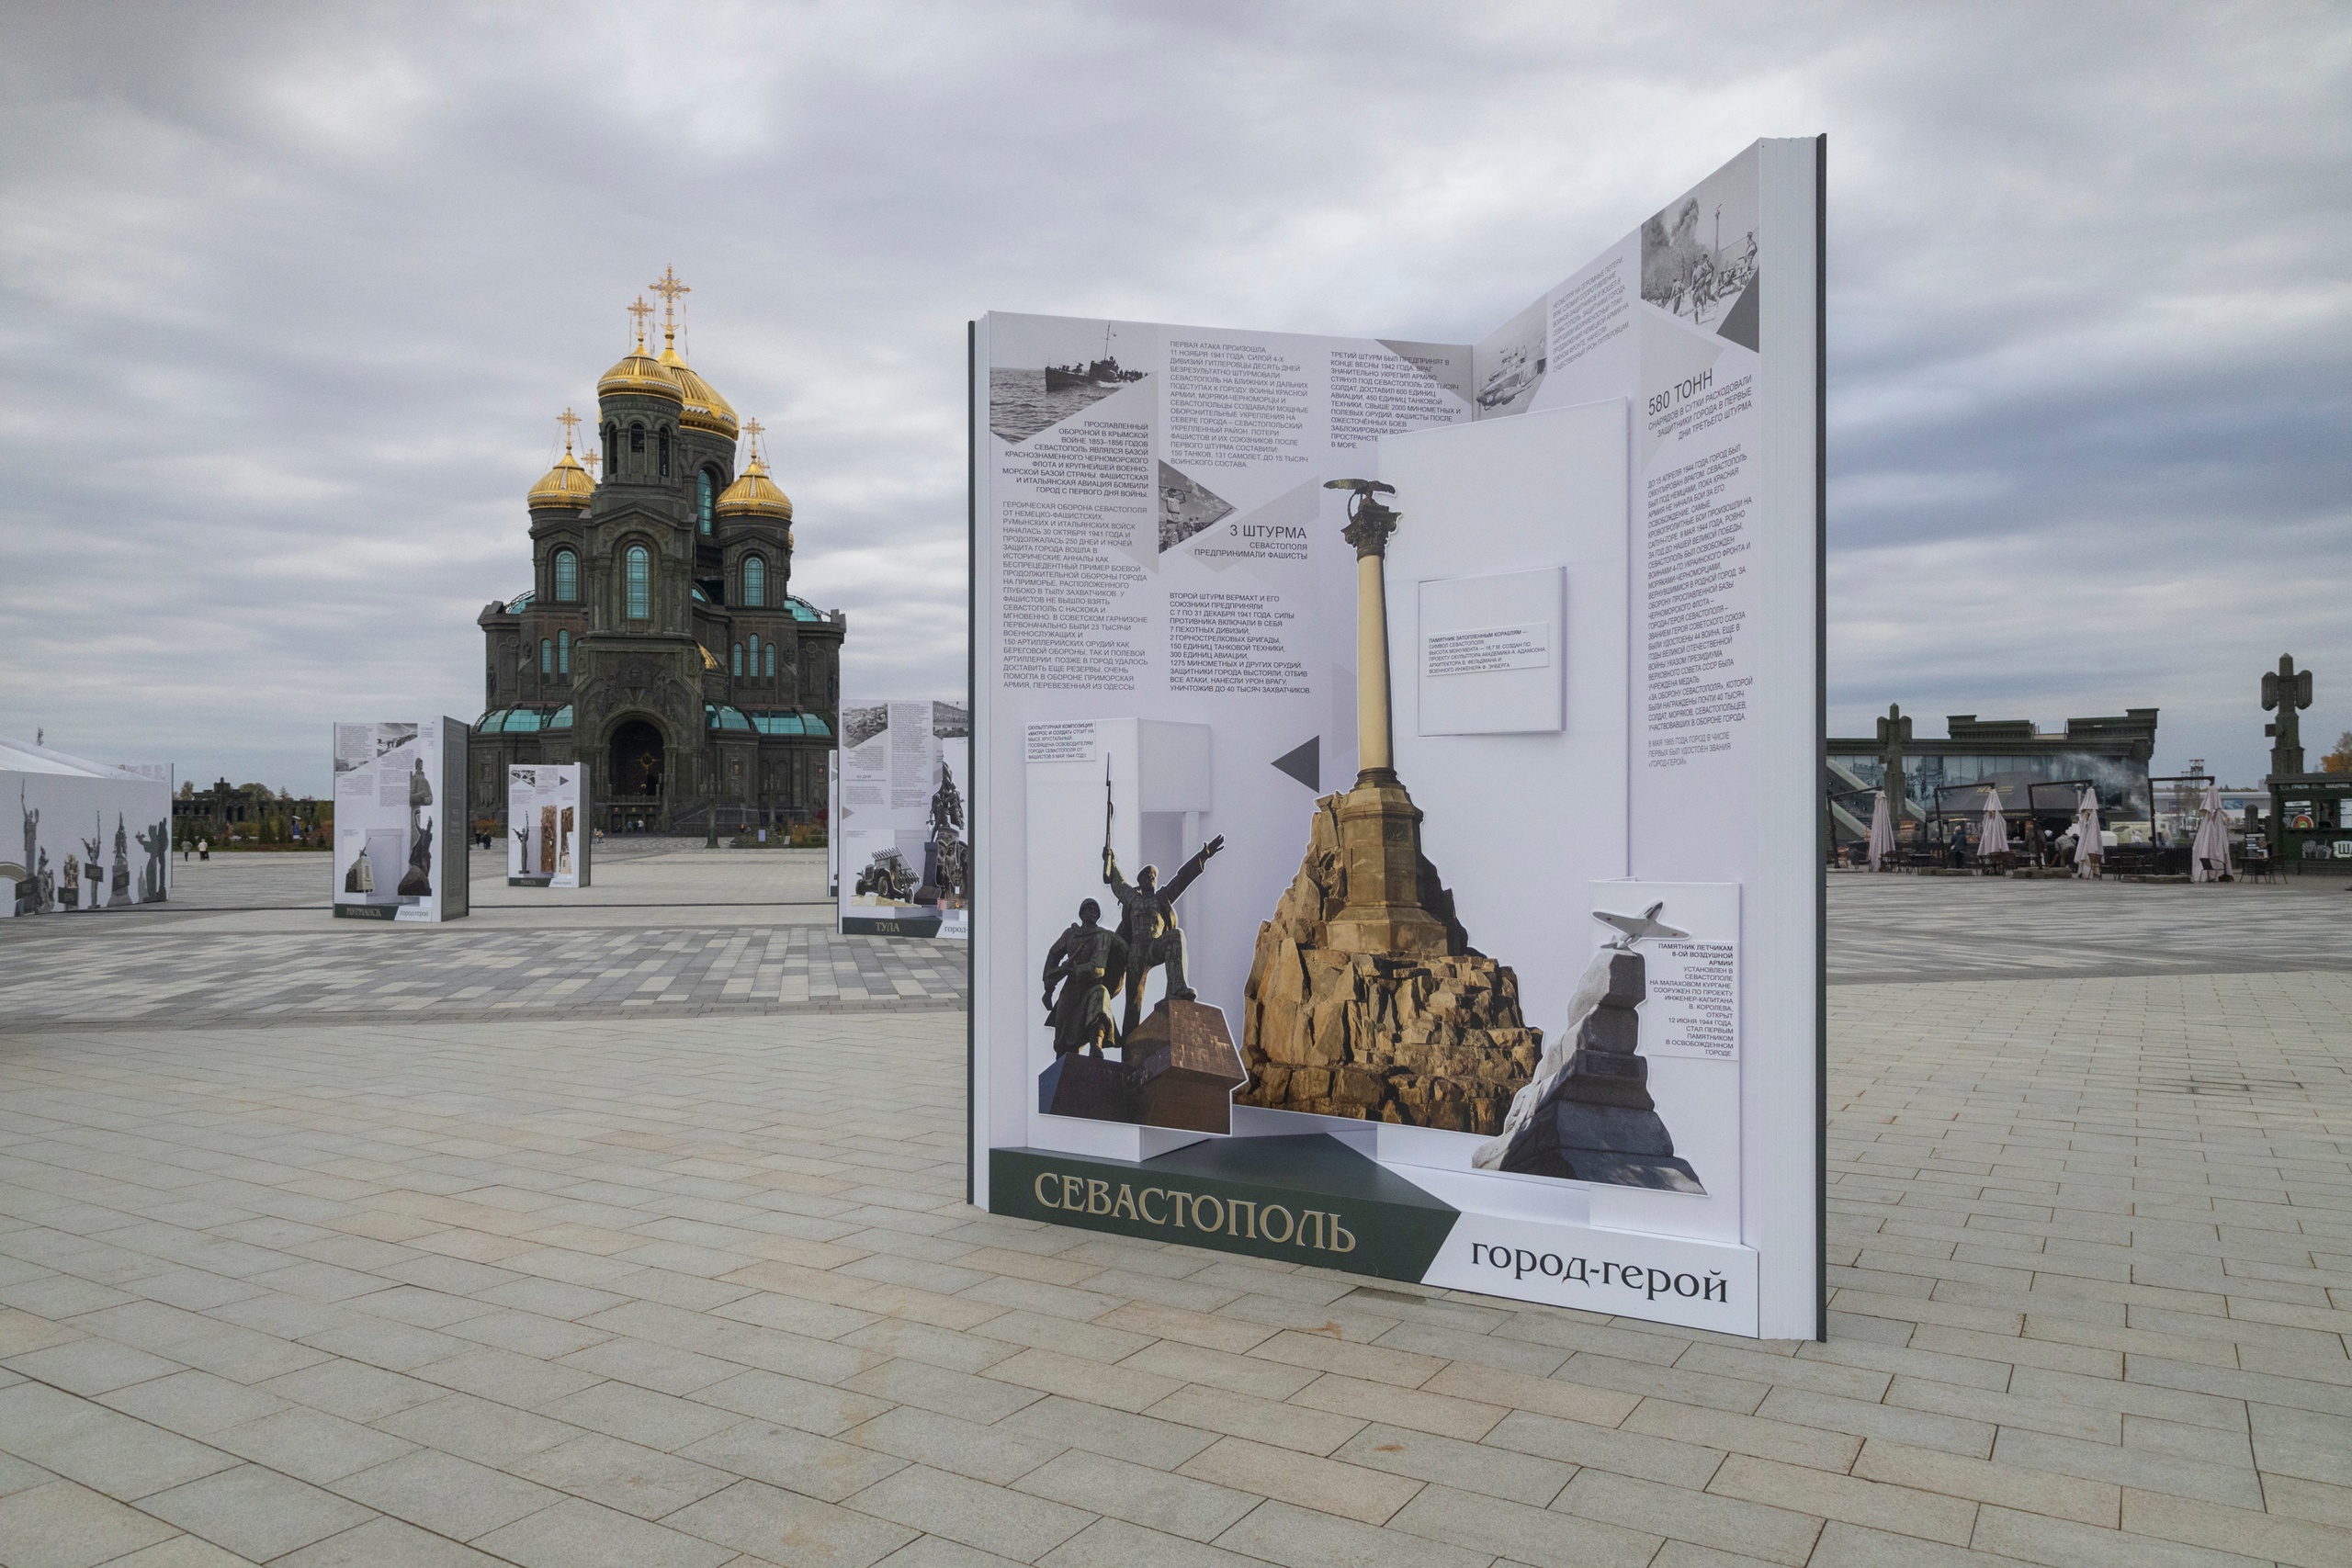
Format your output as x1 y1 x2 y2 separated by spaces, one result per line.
2 1 2345 790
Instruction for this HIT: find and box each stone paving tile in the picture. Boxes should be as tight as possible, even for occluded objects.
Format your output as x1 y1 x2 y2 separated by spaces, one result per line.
0 884 2346 1567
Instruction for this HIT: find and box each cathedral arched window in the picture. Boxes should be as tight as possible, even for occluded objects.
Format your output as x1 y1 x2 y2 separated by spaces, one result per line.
625 546 650 620
603 423 616 475
658 428 672 479
749 634 760 675
540 638 551 674
553 549 578 602
731 642 744 676
629 423 645 456
742 555 765 608
558 629 571 674
763 642 775 677
698 469 718 536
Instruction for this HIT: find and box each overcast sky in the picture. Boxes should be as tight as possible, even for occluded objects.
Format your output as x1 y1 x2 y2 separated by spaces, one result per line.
3 1 2346 792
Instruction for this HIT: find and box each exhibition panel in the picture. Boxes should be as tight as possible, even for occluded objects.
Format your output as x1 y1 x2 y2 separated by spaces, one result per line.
971 139 1823 1337
2 739 173 918
331 718 469 922
506 763 589 887
837 698 969 938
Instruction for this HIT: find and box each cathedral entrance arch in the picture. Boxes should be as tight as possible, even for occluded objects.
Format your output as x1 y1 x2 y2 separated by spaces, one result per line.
608 718 666 831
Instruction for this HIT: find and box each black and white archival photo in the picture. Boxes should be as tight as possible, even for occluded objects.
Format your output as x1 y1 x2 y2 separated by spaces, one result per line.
1640 141 1762 346
987 316 1151 445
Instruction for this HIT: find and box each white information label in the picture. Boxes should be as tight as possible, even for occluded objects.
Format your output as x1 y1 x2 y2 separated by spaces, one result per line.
1025 721 1098 764
1424 622 1551 679
1645 939 1738 1060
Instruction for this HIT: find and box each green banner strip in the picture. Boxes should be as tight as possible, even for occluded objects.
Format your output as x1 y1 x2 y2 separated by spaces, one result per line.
991 1134 1458 1281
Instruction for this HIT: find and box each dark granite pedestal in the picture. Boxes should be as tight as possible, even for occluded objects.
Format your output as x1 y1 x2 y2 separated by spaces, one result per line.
1036 998 1245 1134
1491 951 1705 1193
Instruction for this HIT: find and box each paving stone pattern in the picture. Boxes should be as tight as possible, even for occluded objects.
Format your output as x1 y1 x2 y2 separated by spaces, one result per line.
1829 874 2352 984
0 883 2347 1564
0 928 967 1030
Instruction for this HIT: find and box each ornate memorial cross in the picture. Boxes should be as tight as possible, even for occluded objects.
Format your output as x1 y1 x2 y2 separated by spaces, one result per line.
649 265 689 313
555 406 581 452
2262 654 2314 778
625 295 654 345
741 416 765 466
1874 703 1913 820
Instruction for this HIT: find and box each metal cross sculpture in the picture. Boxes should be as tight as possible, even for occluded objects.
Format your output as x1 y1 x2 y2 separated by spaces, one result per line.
625 296 654 344
2262 654 2314 778
741 417 765 466
555 407 582 450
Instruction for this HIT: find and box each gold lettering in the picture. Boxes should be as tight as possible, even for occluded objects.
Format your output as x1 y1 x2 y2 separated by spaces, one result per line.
1060 1174 1083 1210
1086 1179 1111 1215
1034 1172 1060 1208
1329 1218 1356 1253
1138 1188 1167 1224
1112 1185 1139 1221
1259 1205 1295 1244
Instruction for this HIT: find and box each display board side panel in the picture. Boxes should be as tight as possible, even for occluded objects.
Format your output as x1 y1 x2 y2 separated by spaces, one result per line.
442 716 469 919
1748 136 1823 1340
971 314 999 1209
968 316 982 1204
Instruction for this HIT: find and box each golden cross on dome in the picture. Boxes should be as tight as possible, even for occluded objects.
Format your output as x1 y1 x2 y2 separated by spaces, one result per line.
555 406 582 451
582 447 600 478
649 265 690 339
741 416 765 464
625 296 654 344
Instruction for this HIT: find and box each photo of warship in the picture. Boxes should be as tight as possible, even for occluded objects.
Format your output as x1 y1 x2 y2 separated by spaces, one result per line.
1045 324 1148 390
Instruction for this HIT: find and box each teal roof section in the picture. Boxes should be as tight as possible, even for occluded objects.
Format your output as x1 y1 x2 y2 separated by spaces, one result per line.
747 711 832 737
506 590 536 614
785 596 825 622
474 705 571 735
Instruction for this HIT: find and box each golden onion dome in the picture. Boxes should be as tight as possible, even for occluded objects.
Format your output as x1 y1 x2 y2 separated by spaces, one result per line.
526 448 594 512
716 456 793 520
657 332 740 439
598 324 683 405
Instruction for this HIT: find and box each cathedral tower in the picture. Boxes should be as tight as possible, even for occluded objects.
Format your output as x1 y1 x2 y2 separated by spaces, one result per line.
473 272 845 835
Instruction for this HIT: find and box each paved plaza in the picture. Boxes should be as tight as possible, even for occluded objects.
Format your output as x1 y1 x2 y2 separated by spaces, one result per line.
0 861 2346 1566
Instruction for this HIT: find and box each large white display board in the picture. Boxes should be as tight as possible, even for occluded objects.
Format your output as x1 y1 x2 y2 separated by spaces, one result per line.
332 718 469 923
971 140 1823 1337
507 764 588 888
3 739 173 918
837 699 969 939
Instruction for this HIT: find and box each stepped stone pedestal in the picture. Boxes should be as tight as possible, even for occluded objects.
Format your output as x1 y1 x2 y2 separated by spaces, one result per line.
1478 949 1705 1193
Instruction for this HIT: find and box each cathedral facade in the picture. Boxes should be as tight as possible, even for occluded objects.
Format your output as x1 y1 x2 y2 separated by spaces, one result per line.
473 275 843 834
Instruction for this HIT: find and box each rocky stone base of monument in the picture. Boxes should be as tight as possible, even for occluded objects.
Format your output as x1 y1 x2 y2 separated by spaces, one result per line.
1475 949 1704 1193
1037 998 1245 1134
1237 793 1540 1135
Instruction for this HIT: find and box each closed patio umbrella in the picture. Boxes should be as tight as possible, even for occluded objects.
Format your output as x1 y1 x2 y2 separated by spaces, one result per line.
2191 782 2232 883
1978 786 2011 857
1866 790 1895 871
2073 787 2102 877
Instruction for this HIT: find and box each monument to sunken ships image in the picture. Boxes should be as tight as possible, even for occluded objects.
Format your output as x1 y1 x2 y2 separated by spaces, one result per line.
473 270 845 835
1236 480 1544 1136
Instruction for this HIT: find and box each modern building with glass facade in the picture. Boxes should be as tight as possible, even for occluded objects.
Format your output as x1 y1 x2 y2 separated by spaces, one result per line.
473 279 844 834
1827 708 2158 845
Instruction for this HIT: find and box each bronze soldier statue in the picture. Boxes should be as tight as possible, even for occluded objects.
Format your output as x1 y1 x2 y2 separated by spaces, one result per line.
1040 897 1128 1056
1102 835 1225 1039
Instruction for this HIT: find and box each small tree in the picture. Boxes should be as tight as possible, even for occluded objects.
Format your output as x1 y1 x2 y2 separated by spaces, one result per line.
2324 731 2352 774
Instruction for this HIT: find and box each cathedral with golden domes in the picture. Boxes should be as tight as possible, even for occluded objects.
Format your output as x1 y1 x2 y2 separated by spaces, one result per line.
472 269 844 835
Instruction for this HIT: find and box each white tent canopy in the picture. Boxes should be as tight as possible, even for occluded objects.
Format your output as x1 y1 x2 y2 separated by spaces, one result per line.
2190 782 2232 883
1978 785 2011 857
1866 789 1896 871
2073 786 2102 877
